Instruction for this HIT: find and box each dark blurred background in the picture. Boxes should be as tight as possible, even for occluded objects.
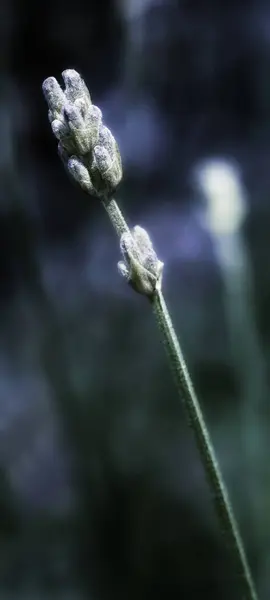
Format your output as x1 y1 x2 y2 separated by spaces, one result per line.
1 0 270 597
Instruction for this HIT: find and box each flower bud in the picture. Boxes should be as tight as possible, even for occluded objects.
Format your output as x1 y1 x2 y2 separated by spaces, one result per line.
118 226 163 297
42 69 123 200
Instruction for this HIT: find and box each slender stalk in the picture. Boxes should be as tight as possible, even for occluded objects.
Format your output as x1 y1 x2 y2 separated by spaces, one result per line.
102 197 130 238
100 195 259 598
150 286 258 600
102 196 257 599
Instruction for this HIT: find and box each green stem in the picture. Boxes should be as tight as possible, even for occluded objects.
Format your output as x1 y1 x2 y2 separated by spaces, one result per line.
102 196 258 600
151 286 258 600
102 197 130 238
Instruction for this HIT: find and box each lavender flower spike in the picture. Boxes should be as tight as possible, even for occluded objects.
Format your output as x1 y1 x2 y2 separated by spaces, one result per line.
42 68 258 600
42 69 122 199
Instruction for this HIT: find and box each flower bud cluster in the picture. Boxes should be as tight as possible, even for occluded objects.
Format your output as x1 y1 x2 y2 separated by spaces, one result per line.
42 69 122 199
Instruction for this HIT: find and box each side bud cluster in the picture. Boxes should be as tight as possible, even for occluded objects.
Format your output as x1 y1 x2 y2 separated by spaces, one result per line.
118 226 163 297
42 69 122 199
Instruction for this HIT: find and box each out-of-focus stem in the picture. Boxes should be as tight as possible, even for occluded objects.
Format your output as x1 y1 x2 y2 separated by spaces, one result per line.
213 231 267 557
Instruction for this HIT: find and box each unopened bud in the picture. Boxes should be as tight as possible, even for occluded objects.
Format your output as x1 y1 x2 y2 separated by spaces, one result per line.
42 69 122 200
118 226 163 297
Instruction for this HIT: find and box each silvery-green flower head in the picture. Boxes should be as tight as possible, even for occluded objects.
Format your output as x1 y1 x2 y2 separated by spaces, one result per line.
42 69 122 200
